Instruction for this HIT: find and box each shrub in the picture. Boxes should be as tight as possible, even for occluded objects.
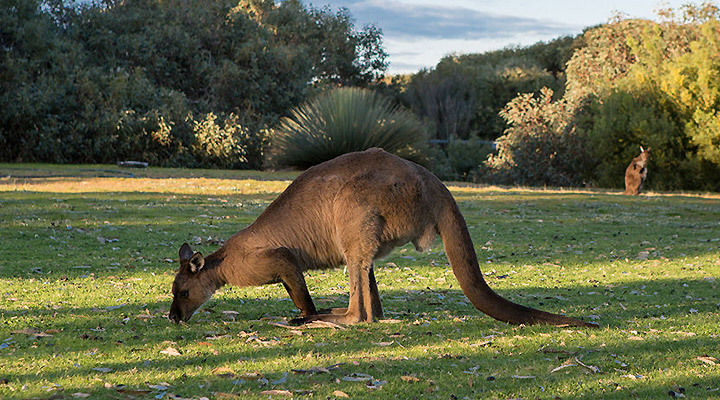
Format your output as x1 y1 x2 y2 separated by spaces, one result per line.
482 88 592 187
190 113 268 169
581 89 717 191
268 87 428 169
396 35 578 142
427 139 495 181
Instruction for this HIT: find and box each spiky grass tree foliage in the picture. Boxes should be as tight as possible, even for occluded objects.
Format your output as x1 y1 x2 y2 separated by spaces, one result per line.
269 87 428 169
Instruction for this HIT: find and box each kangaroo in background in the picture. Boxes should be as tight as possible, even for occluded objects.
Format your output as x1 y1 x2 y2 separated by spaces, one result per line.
169 148 597 328
624 146 651 195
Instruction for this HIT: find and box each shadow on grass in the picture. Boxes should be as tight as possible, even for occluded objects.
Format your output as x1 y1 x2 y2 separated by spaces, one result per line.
2 282 718 399
1 188 719 281
1 187 718 398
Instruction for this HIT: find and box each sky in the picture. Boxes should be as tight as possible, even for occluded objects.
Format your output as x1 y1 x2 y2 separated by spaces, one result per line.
308 0 693 74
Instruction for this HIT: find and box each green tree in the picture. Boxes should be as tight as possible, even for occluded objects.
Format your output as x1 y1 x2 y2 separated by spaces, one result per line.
397 35 579 141
0 0 388 168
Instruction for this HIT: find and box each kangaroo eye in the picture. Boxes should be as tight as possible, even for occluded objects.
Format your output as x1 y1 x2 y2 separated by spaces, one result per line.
179 290 189 299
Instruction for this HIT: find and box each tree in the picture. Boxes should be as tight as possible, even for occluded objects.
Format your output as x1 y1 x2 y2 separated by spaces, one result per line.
0 0 389 168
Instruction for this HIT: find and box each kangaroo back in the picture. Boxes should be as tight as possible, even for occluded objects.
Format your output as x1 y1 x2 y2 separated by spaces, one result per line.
436 194 597 327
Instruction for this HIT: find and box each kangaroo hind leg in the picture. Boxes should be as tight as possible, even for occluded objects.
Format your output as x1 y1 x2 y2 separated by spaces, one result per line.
294 209 385 325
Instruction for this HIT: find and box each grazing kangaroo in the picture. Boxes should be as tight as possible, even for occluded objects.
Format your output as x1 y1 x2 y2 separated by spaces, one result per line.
169 148 596 327
624 147 651 195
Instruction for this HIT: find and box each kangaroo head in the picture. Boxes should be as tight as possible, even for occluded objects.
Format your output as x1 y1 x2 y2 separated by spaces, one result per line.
169 243 216 323
640 147 651 161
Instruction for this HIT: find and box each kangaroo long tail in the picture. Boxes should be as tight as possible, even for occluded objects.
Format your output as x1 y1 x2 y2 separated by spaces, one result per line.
437 198 598 328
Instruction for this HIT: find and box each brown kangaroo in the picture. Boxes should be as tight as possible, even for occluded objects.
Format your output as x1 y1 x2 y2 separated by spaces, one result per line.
624 147 651 195
169 148 597 327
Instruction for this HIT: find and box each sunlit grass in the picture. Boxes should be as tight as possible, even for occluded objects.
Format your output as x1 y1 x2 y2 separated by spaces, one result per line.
1 164 718 399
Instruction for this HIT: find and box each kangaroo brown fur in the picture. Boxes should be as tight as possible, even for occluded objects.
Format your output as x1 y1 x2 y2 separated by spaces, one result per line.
624 147 651 195
169 148 597 327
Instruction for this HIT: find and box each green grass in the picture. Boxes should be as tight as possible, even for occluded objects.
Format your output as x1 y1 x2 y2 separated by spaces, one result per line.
1 164 719 399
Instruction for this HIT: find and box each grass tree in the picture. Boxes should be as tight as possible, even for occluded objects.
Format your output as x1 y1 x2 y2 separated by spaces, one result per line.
269 87 428 169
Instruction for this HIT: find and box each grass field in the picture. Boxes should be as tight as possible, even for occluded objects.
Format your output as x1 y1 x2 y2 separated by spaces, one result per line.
1 164 718 399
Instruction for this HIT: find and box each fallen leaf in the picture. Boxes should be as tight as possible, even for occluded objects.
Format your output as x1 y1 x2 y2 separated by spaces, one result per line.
621 374 644 380
366 379 387 389
72 393 91 398
148 384 170 390
332 390 349 398
342 373 374 382
697 356 717 365
373 341 394 346
214 393 240 399
160 347 181 356
259 390 292 396
401 375 421 382
575 358 600 373
212 367 236 378
304 321 346 330
669 390 686 398
237 372 264 380
291 363 342 375
551 359 577 373
92 367 113 373
12 329 54 338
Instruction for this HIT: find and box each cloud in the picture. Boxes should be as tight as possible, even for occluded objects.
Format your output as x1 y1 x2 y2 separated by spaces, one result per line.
309 0 577 40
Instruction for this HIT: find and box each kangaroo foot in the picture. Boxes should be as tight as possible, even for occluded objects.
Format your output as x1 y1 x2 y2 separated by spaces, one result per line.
290 309 364 325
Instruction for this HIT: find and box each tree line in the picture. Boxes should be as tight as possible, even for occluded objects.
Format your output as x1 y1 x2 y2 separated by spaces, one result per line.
2 1 719 191
1 0 386 168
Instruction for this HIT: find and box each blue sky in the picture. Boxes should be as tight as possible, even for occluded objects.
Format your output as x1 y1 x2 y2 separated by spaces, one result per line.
308 0 693 74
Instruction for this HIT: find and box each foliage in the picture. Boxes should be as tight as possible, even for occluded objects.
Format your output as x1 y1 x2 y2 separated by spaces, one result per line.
0 0 387 168
483 88 592 187
396 35 580 141
268 87 428 169
191 113 269 169
2 166 720 399
398 69 478 141
581 90 699 190
427 139 495 181
489 2 720 190
577 4 720 190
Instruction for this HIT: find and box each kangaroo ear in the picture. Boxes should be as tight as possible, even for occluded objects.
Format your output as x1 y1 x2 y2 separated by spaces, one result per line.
640 145 644 152
189 252 205 273
179 243 194 262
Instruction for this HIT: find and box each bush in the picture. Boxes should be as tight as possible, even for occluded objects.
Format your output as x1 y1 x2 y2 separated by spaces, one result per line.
581 89 719 191
0 0 387 168
268 87 428 169
482 88 592 187
396 35 579 142
427 139 495 181
190 113 268 169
